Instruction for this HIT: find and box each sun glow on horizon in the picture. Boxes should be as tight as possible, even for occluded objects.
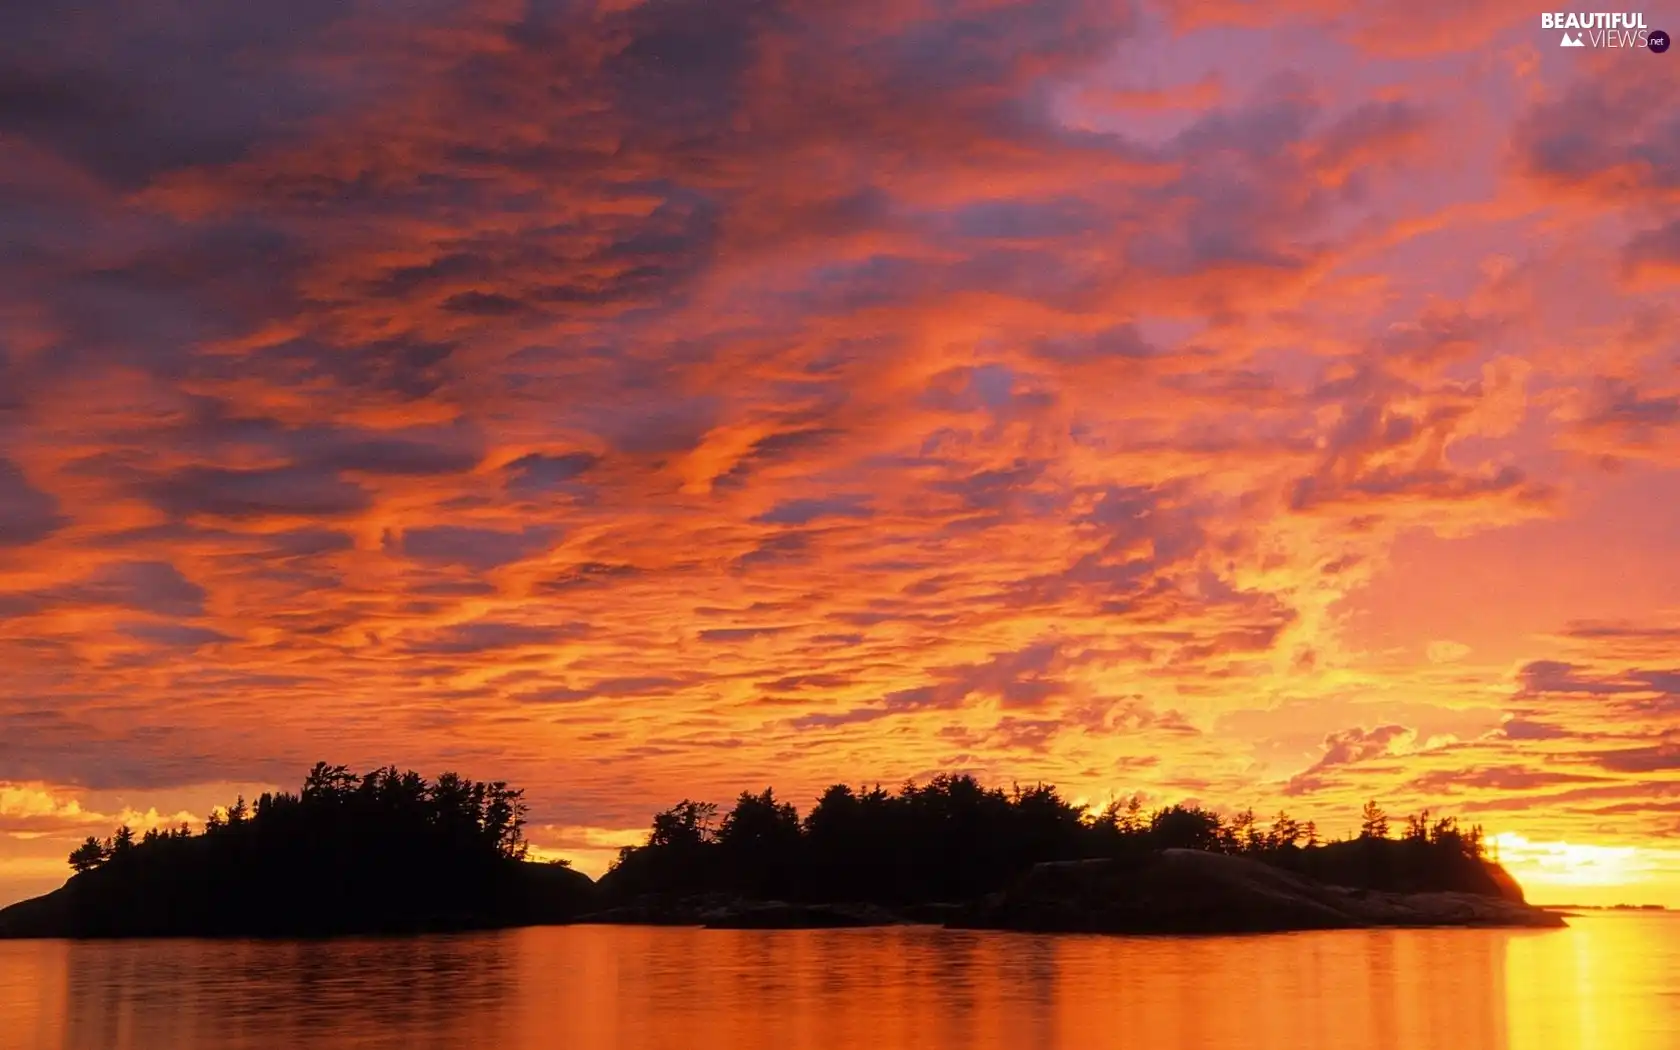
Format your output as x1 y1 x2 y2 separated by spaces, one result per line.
1491 832 1680 908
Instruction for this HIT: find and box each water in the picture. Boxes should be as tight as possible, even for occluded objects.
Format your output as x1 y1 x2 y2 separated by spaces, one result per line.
1 914 1675 1050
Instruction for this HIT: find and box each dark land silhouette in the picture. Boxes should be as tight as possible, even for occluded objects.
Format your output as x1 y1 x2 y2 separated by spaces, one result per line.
0 764 593 938
588 779 1557 931
0 766 1563 938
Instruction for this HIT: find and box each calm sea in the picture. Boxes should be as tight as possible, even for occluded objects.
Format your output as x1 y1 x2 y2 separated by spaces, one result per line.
1 913 1674 1049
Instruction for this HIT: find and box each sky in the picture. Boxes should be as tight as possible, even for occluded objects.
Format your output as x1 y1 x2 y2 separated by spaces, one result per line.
1 0 1677 909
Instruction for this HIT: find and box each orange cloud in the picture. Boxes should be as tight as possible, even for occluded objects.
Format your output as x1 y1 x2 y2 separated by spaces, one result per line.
1 0 1678 907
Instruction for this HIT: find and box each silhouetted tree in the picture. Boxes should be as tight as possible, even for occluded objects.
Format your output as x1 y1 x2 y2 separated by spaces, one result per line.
56 763 547 937
1228 808 1258 852
717 788 802 898
1271 811 1301 849
1120 794 1144 834
1405 809 1431 842
68 836 107 874
649 800 718 848
1359 800 1390 840
1148 805 1224 851
802 783 896 900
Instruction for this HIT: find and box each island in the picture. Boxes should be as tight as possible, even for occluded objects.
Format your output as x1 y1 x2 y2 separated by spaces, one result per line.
0 764 596 939
0 764 1563 939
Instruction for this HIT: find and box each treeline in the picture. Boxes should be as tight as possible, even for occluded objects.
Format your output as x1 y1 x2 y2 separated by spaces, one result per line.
51 766 1515 938
603 775 1507 904
70 763 529 873
55 763 572 937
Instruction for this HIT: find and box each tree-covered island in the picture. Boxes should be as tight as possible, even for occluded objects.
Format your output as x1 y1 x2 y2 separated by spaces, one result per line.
0 765 1562 939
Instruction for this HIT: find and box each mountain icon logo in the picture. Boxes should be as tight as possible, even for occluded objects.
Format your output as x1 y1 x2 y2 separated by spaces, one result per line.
1560 31 1586 46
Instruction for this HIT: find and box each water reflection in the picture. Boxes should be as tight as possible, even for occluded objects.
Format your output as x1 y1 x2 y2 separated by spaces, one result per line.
1505 913 1680 1050
57 934 517 1050
0 914 1675 1050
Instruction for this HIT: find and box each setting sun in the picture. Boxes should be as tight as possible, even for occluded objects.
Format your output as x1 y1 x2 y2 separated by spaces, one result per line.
1493 833 1680 906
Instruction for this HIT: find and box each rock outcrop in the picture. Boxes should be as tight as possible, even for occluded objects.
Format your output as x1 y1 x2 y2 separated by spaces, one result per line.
948 850 1564 934
0 888 71 940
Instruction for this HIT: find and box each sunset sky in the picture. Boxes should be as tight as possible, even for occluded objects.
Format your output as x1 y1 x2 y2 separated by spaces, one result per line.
2 0 1678 909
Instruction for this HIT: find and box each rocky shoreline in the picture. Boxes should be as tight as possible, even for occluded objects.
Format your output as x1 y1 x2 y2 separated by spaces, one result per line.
1 848 1565 939
946 850 1564 933
570 850 1563 934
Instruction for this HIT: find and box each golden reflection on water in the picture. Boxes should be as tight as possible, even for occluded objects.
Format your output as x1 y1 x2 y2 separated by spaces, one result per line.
1505 914 1680 1050
0 914 1674 1050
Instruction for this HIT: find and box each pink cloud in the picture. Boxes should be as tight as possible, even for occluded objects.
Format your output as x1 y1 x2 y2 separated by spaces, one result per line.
2 0 1679 903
